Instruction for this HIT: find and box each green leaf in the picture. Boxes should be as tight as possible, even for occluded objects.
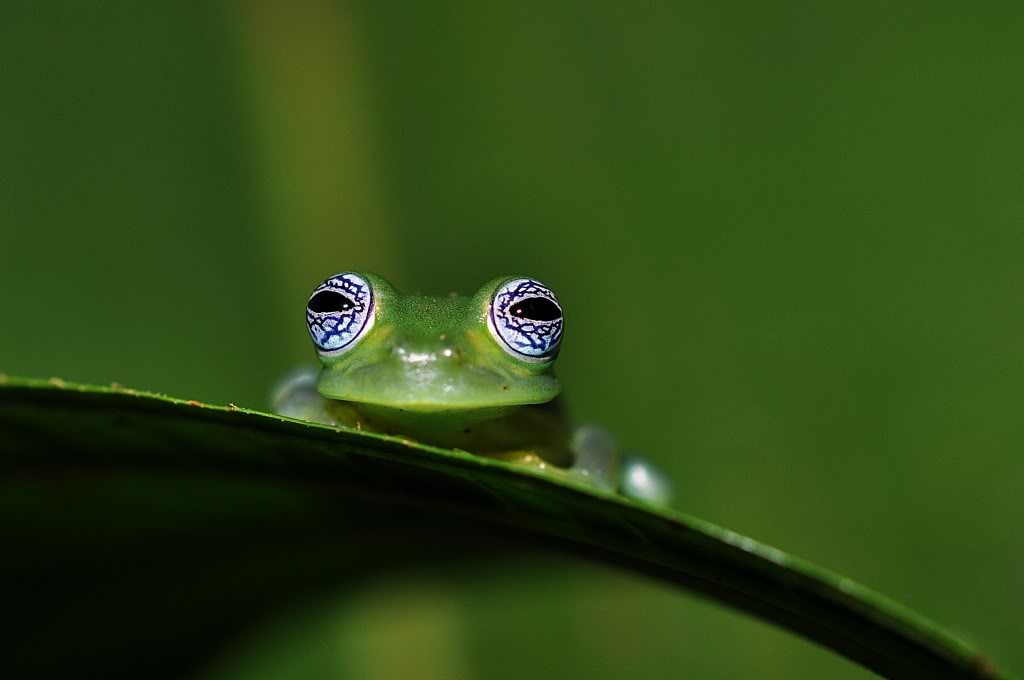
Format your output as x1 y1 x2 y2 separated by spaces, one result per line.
0 377 1011 679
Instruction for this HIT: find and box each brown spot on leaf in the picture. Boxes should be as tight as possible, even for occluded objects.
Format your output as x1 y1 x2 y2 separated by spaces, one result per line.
973 654 998 677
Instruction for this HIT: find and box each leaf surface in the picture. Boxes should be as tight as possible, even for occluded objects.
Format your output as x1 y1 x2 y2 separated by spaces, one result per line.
0 378 1010 679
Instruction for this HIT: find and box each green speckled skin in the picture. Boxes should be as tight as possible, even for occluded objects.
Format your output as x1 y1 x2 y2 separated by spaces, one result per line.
279 274 576 468
318 274 562 411
276 273 672 499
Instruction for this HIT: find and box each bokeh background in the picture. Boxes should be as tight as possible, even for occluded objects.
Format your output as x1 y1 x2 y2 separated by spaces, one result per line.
2 2 1022 678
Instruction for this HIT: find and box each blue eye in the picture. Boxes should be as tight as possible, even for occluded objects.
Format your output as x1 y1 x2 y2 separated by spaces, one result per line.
306 272 375 355
488 278 563 361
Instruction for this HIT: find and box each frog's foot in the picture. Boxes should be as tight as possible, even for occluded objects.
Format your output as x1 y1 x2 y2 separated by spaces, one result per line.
569 426 620 492
488 449 557 470
618 456 673 506
272 367 319 418
271 366 361 428
570 425 673 506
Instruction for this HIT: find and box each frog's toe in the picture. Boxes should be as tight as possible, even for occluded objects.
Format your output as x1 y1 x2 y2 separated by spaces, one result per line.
619 457 673 506
569 425 619 492
271 366 322 420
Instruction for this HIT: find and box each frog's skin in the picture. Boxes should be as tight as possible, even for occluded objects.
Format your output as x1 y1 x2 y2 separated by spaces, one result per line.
273 272 671 504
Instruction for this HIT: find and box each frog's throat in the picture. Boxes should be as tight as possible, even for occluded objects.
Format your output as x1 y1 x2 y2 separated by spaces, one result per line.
328 399 571 458
351 401 517 426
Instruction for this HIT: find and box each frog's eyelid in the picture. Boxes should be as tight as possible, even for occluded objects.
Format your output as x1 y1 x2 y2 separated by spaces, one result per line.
306 272 375 356
487 278 563 362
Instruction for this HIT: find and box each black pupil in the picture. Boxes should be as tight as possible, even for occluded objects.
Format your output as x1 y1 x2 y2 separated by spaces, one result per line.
511 296 561 321
308 290 356 314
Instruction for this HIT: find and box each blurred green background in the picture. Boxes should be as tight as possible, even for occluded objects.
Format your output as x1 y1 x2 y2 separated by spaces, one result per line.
2 1 1022 678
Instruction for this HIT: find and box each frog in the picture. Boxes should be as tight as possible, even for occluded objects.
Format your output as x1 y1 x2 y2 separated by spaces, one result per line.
272 272 671 505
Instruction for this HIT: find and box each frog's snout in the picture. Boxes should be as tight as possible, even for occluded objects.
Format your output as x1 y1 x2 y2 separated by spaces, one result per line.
391 341 464 367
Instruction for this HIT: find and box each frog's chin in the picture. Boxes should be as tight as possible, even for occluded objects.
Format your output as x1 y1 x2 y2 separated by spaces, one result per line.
316 364 561 413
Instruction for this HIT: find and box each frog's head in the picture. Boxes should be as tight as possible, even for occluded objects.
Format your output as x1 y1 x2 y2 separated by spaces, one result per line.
305 272 563 412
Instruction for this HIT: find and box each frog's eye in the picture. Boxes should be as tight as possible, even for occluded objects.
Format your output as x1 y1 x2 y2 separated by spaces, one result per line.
488 278 563 362
306 272 375 356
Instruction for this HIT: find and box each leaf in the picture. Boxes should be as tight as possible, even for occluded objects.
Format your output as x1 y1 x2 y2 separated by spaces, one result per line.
0 377 1011 679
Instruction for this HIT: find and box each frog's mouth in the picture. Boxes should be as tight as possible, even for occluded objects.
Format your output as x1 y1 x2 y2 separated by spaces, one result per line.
316 360 561 413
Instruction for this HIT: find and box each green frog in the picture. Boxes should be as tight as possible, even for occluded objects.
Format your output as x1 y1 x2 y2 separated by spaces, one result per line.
273 272 671 504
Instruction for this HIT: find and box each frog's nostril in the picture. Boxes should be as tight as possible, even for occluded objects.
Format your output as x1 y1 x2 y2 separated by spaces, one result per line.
442 345 466 363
